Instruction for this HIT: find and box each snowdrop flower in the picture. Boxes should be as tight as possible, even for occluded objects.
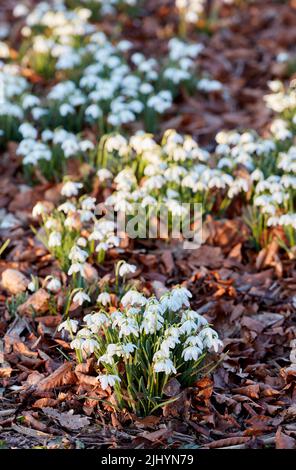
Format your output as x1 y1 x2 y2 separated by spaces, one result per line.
27 281 36 293
58 319 79 334
82 338 98 355
61 181 83 197
19 122 38 139
182 344 203 361
161 286 192 312
48 231 62 247
118 317 139 338
32 202 48 218
97 292 111 306
69 263 85 278
98 374 121 390
70 338 84 350
153 352 177 375
118 262 137 277
57 201 76 214
77 237 87 247
69 245 88 263
122 343 137 357
46 277 61 293
73 290 91 306
97 168 113 181
199 327 223 353
121 290 147 308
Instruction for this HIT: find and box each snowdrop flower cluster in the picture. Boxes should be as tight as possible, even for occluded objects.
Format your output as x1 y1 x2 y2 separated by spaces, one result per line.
16 126 95 179
65 285 222 414
0 66 29 143
102 129 251 222
32 181 119 274
176 0 206 24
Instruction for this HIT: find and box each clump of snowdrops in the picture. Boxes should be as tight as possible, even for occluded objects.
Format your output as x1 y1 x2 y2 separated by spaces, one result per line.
59 285 223 415
32 179 119 278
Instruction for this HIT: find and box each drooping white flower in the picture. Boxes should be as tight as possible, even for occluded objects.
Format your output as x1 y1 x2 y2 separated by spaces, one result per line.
98 374 121 390
73 290 91 306
48 231 62 247
58 319 79 334
121 290 147 308
46 277 61 293
97 292 111 306
118 262 137 277
61 181 83 197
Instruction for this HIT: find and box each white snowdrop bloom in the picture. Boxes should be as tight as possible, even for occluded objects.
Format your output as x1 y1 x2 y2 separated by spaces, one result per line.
95 242 109 252
251 169 264 182
141 302 164 334
69 245 88 263
73 290 91 306
160 335 180 355
199 327 223 353
267 216 281 227
70 338 84 350
97 292 111 306
32 202 48 218
184 335 204 348
182 345 203 361
122 343 137 357
81 197 96 211
118 262 137 277
68 262 85 277
62 138 80 158
59 103 75 117
270 119 292 140
198 78 223 92
58 319 78 334
48 231 62 247
98 374 121 390
153 355 176 375
61 181 83 197
161 286 192 312
119 317 139 338
79 140 94 152
82 338 98 355
85 104 102 120
46 277 61 293
139 82 154 94
228 177 249 199
27 281 35 293
22 94 40 109
97 168 113 181
78 209 94 223
117 39 133 52
31 107 48 120
121 290 147 308
181 310 208 328
77 237 87 247
19 122 38 139
57 201 76 214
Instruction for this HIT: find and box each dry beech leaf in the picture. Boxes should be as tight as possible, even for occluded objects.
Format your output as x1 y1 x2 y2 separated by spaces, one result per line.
36 363 75 391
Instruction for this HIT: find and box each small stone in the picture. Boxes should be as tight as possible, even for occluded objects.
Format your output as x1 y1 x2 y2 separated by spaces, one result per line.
1 269 29 295
83 262 99 284
18 288 50 316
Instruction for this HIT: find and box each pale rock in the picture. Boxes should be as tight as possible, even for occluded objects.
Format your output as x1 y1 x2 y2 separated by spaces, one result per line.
2 269 29 294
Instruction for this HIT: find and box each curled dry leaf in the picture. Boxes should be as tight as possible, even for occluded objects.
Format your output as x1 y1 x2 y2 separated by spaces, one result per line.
18 289 50 316
36 362 75 392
